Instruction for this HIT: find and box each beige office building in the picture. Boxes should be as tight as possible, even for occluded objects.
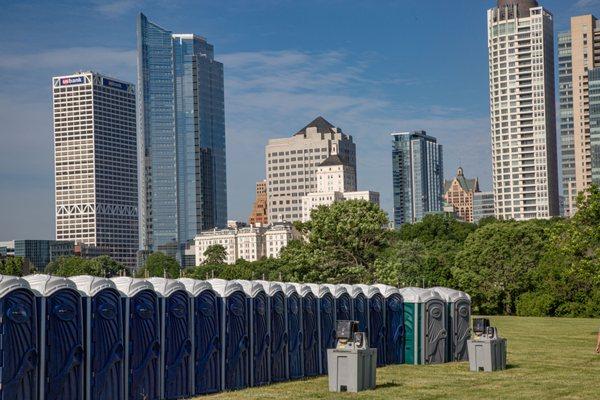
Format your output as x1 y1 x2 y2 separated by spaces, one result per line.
265 116 356 222
487 0 559 220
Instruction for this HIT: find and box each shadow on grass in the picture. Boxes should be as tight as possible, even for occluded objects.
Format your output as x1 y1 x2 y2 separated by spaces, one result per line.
505 364 519 370
377 381 402 389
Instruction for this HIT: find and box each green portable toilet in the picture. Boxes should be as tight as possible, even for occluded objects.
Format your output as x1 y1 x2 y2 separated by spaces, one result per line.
431 287 471 362
398 287 448 365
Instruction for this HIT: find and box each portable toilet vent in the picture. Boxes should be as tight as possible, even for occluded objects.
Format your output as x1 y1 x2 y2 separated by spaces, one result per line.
111 277 161 400
290 283 319 377
431 287 471 362
306 284 335 375
399 287 448 364
355 285 385 367
24 274 84 400
146 278 192 400
373 284 405 365
71 276 124 400
255 281 287 383
178 278 221 395
324 284 352 322
0 275 38 400
235 280 270 387
280 283 303 380
208 279 249 391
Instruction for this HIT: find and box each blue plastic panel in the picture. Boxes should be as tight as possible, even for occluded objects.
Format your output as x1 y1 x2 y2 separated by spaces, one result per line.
286 293 303 380
270 292 287 382
319 294 335 374
336 293 352 321
163 291 192 399
385 293 404 364
251 293 269 386
301 293 319 377
194 291 221 395
224 291 249 390
353 294 368 335
369 293 385 367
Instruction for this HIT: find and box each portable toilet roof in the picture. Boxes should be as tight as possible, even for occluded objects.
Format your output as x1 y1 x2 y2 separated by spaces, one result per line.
354 284 380 299
235 280 265 297
0 274 30 297
288 283 311 297
305 283 331 298
111 277 155 297
177 278 212 296
430 287 471 303
373 284 401 298
70 275 116 296
278 282 298 297
399 287 443 303
146 277 186 298
207 279 243 297
322 284 348 298
338 284 362 298
254 280 283 296
23 274 77 296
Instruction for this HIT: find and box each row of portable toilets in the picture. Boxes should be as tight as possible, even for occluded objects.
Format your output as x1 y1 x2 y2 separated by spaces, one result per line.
0 274 471 400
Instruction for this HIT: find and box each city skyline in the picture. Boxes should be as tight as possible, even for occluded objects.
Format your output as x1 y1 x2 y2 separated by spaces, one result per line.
2 0 600 239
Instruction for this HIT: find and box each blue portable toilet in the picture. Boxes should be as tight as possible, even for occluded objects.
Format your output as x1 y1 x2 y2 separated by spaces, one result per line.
235 280 270 387
280 283 303 380
71 276 124 400
146 278 192 400
306 284 335 375
208 279 249 391
374 284 405 365
0 275 38 400
24 274 84 400
324 284 352 322
111 277 161 400
290 284 318 377
178 278 221 395
341 285 368 333
255 281 287 383
358 285 385 367
431 287 471 362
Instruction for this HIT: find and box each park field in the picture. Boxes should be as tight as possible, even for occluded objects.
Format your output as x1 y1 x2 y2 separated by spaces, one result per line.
198 316 600 400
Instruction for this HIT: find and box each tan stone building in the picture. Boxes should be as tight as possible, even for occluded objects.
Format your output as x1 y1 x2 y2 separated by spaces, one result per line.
249 180 268 225
443 167 480 223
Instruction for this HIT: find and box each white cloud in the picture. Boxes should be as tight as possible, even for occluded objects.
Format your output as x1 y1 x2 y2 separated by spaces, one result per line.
574 0 600 8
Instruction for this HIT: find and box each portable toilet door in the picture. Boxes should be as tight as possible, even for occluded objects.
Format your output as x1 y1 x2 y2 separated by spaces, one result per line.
325 285 352 322
373 284 405 365
431 287 469 361
306 284 335 375
348 285 369 336
178 278 221 395
208 279 249 391
256 281 287 383
0 275 38 400
71 276 124 400
146 278 192 400
111 277 161 400
24 274 84 400
291 284 319 377
420 289 447 364
281 283 303 380
399 287 423 365
364 285 385 367
235 280 269 387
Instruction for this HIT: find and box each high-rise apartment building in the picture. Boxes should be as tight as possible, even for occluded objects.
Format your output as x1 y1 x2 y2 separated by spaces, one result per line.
487 0 559 220
137 13 227 262
249 180 268 225
443 167 480 223
265 117 356 222
53 72 138 268
473 192 496 223
558 15 600 216
391 131 444 227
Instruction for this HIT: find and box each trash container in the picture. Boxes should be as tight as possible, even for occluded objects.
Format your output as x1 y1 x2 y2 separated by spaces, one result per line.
467 327 507 372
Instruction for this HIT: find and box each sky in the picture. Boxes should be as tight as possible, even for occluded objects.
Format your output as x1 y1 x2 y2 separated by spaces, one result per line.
1 0 600 240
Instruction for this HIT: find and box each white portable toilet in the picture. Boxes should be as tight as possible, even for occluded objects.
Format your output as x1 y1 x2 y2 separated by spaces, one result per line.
71 275 124 400
24 274 84 400
431 287 471 362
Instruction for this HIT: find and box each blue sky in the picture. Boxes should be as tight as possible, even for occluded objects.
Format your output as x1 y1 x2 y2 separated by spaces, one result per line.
1 0 600 240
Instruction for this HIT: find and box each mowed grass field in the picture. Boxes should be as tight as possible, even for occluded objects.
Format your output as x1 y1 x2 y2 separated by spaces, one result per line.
197 316 600 400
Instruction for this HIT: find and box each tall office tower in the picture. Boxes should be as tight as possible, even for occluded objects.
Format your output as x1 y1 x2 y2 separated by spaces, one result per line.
391 131 444 227
137 13 227 261
558 15 600 216
487 0 559 220
265 116 356 223
53 72 138 268
444 167 481 223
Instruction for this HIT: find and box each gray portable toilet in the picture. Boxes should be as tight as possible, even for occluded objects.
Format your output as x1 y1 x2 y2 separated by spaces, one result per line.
306 284 335 374
146 278 192 400
208 279 249 391
0 275 39 400
431 287 471 362
255 281 287 383
71 276 124 400
399 287 447 365
24 274 84 400
111 277 161 400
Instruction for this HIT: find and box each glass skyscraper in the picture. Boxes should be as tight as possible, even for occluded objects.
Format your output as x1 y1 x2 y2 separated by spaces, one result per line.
137 13 227 261
391 131 444 228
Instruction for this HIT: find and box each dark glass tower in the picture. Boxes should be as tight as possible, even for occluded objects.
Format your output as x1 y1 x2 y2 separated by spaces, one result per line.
137 13 227 261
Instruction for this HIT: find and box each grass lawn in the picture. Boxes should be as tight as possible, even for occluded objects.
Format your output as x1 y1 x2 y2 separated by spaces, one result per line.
197 316 600 399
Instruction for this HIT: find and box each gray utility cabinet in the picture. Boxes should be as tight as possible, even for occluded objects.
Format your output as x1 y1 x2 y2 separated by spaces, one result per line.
467 338 507 372
327 348 376 393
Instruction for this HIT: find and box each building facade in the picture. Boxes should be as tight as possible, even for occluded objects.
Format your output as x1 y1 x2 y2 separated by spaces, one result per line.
49 241 111 261
137 13 227 263
265 223 300 259
53 72 138 268
391 131 444 227
443 167 480 223
558 15 600 216
473 192 496 223
266 116 356 223
249 180 269 225
14 240 60 271
487 0 559 220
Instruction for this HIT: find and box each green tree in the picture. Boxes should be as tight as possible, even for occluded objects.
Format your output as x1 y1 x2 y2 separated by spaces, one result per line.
0 256 27 276
395 213 476 243
45 255 125 277
203 244 228 265
139 252 181 278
